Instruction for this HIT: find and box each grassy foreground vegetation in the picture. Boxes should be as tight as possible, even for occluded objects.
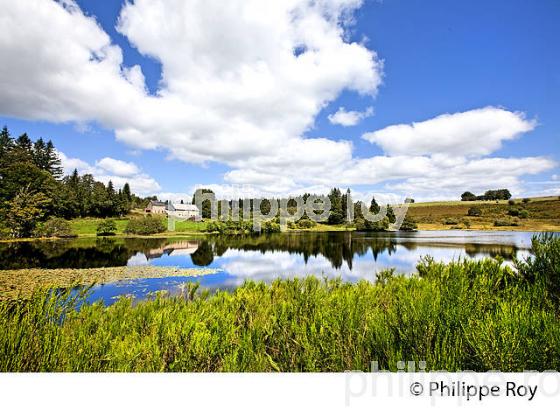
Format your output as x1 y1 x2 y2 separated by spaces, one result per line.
1 235 559 372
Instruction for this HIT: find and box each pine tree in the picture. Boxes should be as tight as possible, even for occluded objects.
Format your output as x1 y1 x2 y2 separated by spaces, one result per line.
106 180 119 216
387 205 396 223
122 183 132 202
328 188 344 224
0 133 57 206
59 169 81 218
369 196 380 214
342 188 353 222
68 169 80 188
16 133 33 151
354 201 365 220
107 180 115 196
45 141 63 179
13 133 34 162
0 126 13 165
33 138 49 170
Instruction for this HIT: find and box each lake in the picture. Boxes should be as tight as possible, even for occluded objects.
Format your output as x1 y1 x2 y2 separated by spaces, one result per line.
0 231 537 304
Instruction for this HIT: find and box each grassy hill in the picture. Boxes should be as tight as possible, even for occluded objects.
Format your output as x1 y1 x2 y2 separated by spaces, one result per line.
408 196 560 231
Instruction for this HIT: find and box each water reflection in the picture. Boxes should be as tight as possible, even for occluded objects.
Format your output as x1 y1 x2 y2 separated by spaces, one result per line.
0 231 537 303
186 231 530 272
180 232 531 288
0 238 168 269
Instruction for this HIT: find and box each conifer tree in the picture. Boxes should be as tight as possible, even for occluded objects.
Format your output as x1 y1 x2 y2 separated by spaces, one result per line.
45 141 63 179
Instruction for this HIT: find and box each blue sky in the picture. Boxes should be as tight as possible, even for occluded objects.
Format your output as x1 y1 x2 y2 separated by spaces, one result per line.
1 0 559 201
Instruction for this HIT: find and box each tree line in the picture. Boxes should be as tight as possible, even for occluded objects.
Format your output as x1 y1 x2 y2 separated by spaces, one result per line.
0 126 151 238
193 187 416 232
461 189 512 201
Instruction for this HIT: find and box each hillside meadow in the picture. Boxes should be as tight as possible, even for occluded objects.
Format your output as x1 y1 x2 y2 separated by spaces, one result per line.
408 196 560 231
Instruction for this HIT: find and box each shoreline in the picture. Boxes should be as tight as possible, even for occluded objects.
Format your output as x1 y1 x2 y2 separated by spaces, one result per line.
1 225 559 244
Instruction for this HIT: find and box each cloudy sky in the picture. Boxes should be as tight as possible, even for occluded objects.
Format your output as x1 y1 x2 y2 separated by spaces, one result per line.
0 0 559 202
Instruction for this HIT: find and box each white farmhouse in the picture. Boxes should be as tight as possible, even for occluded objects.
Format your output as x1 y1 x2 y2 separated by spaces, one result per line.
145 200 167 214
168 203 200 220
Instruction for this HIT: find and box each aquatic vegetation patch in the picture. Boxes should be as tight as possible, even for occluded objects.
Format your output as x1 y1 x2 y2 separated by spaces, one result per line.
0 266 218 300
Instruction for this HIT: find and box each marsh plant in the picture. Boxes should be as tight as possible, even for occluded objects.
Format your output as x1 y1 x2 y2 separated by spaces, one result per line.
1 235 560 372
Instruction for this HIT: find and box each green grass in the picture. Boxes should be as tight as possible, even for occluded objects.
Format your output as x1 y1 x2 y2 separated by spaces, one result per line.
68 217 208 237
172 219 208 233
69 218 129 236
2 235 560 372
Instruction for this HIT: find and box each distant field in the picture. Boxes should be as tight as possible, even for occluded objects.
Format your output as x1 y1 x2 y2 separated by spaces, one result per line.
408 196 560 231
409 196 558 207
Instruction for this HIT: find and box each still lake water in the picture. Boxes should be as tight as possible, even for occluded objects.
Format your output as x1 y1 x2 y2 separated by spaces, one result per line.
0 231 537 304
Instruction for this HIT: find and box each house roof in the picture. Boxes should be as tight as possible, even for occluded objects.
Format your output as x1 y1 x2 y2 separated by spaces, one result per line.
170 203 199 212
149 201 167 207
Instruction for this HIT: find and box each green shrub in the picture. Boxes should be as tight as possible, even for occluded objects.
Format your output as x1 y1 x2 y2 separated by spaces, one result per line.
508 199 516 205
124 217 166 235
261 220 281 233
96 219 117 236
519 210 529 219
297 218 317 229
508 207 521 217
517 234 560 305
493 217 519 227
522 198 531 204
467 207 482 217
443 217 459 225
355 216 389 231
205 220 253 235
34 217 75 238
399 216 417 231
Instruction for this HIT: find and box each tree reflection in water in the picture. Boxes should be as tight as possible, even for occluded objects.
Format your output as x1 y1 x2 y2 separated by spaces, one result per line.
0 231 523 271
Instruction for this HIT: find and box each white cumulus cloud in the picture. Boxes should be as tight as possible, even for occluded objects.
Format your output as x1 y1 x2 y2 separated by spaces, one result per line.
58 152 161 195
96 157 140 177
328 106 374 126
362 107 537 156
0 0 381 168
